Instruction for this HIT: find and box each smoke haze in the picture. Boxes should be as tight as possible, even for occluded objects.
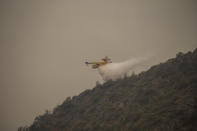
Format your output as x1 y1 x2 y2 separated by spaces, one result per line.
1 0 197 131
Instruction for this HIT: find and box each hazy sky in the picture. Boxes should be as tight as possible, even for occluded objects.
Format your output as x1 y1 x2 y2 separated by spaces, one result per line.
1 0 197 130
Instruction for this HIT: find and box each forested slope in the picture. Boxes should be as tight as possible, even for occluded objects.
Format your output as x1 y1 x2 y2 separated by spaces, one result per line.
18 48 197 131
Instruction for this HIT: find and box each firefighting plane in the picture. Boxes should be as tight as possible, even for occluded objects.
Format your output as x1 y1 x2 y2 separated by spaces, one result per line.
85 56 112 69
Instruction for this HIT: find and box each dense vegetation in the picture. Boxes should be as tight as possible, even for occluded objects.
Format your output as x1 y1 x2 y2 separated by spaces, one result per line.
18 49 197 131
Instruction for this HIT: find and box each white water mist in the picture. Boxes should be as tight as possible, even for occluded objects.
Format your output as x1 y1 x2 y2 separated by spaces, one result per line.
98 57 149 81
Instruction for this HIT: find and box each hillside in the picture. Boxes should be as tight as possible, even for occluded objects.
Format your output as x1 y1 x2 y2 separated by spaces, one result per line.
18 49 197 131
